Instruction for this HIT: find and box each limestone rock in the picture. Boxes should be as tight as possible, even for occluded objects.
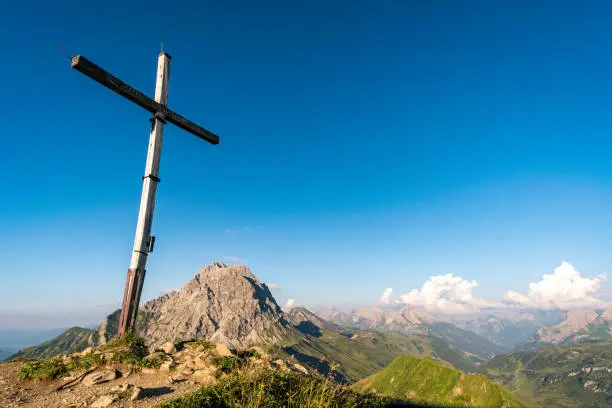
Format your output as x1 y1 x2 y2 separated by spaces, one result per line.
109 383 130 393
293 363 308 374
192 368 217 386
160 360 174 371
161 342 177 354
213 343 233 357
194 356 209 369
82 370 118 387
130 387 143 401
141 368 157 375
91 394 118 408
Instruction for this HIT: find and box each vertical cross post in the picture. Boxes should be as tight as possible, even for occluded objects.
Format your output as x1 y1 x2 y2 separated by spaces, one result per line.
117 52 171 336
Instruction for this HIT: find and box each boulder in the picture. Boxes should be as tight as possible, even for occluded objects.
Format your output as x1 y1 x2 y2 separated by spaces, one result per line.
161 342 177 354
272 359 286 368
91 394 118 408
194 356 209 369
192 368 217 386
293 363 308 374
141 367 157 375
130 387 144 401
148 351 166 360
160 360 174 371
213 343 233 357
109 383 130 393
82 370 118 387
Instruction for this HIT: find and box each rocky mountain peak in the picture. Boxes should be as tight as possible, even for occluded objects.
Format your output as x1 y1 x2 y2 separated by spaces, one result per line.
91 262 299 350
538 309 601 344
565 309 599 325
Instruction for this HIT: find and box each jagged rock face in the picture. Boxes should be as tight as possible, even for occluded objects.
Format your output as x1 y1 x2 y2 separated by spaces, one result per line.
287 307 347 336
538 310 600 343
287 307 328 328
133 262 297 349
322 305 435 334
88 309 121 346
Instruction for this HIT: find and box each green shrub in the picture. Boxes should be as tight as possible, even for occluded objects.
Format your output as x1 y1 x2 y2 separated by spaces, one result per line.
18 358 68 381
141 356 164 369
210 356 244 374
66 352 103 372
102 332 148 367
191 338 214 352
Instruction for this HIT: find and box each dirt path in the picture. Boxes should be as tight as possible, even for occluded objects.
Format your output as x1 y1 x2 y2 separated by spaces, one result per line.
0 361 207 408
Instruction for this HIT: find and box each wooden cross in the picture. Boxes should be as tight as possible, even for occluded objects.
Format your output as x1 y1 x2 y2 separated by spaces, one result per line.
71 52 220 336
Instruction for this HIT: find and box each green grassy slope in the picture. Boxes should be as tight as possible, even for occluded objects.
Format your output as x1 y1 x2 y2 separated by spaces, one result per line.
9 327 93 360
484 342 612 408
356 354 526 408
276 328 481 384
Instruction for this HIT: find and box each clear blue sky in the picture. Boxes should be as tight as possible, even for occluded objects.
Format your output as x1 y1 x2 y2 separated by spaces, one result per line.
2 1 612 328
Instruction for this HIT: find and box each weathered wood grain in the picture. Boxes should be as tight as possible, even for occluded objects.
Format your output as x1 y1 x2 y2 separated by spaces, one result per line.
71 55 219 144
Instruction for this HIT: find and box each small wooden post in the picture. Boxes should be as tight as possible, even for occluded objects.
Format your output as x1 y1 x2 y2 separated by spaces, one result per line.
117 52 171 336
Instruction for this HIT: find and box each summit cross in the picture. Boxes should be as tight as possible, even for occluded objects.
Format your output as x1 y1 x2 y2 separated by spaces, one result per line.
70 51 220 336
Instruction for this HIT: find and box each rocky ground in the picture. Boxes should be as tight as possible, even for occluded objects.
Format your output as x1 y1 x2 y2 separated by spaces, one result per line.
0 339 309 408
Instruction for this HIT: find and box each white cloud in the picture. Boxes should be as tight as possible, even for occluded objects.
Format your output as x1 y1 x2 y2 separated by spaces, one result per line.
504 262 605 309
399 274 493 314
285 298 297 310
223 227 253 234
223 256 243 264
267 283 280 290
379 288 394 305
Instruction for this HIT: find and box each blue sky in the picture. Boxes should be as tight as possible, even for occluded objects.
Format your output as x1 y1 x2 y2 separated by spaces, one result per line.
2 1 612 328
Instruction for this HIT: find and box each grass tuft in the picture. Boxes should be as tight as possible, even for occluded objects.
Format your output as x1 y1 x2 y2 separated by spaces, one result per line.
210 356 245 374
156 367 396 408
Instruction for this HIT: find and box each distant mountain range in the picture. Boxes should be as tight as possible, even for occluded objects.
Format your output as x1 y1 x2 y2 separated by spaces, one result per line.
9 327 93 360
320 306 507 361
0 327 68 361
530 309 612 347
438 309 566 349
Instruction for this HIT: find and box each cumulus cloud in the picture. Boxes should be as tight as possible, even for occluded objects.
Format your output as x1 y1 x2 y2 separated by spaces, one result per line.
379 288 394 305
399 274 493 314
267 283 280 290
504 262 605 309
285 299 297 310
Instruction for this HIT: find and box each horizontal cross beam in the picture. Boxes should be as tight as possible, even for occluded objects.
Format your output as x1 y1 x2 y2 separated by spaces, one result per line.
71 55 219 145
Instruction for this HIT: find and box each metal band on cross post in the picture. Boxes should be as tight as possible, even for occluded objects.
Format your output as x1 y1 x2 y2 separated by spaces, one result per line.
70 52 220 337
